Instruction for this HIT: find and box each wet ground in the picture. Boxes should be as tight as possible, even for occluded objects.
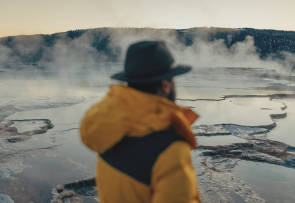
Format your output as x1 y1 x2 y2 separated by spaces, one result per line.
1 67 295 202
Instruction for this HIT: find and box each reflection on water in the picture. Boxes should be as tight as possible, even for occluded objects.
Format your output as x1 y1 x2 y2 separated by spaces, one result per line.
233 161 295 203
268 100 295 146
0 80 103 202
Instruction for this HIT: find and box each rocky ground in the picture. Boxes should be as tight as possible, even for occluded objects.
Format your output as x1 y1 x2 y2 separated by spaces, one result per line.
1 68 295 202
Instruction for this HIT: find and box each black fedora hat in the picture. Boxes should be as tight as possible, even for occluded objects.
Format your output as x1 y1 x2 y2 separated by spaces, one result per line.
111 41 191 83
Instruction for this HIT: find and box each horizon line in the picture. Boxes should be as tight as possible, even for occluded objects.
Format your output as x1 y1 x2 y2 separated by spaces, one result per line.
1 26 295 38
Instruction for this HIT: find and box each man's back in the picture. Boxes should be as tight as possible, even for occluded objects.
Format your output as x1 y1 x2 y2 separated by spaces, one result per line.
97 130 200 203
80 85 201 203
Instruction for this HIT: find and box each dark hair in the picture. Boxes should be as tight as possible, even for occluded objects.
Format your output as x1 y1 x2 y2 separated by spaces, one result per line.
128 81 163 94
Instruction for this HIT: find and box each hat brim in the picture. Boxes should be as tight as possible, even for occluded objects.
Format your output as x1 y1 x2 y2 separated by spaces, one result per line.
111 65 191 83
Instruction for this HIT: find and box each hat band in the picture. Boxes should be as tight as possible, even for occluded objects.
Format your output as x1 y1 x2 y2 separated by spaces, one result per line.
126 66 170 80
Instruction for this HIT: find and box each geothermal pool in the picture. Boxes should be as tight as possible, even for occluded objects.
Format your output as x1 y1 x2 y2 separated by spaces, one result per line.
1 67 295 203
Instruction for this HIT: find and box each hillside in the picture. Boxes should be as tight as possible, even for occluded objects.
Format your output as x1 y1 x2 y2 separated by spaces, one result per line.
0 27 295 71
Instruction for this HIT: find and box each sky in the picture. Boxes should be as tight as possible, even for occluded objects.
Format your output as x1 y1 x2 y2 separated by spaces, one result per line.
1 0 295 37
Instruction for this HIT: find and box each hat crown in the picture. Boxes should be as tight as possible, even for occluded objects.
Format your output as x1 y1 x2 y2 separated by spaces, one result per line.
124 41 174 79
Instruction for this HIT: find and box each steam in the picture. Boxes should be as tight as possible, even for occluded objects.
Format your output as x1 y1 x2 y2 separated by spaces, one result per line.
0 45 12 67
40 32 108 81
0 28 295 81
171 36 291 71
108 30 295 74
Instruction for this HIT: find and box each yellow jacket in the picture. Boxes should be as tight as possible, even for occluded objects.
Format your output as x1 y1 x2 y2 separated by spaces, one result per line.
80 85 201 203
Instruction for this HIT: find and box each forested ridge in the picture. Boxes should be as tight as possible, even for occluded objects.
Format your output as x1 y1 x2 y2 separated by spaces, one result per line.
0 27 294 69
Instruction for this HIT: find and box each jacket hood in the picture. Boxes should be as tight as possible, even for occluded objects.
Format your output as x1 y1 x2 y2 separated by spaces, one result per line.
80 85 198 154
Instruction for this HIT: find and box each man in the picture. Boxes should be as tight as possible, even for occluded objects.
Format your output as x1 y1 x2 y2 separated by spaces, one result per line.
80 41 201 203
